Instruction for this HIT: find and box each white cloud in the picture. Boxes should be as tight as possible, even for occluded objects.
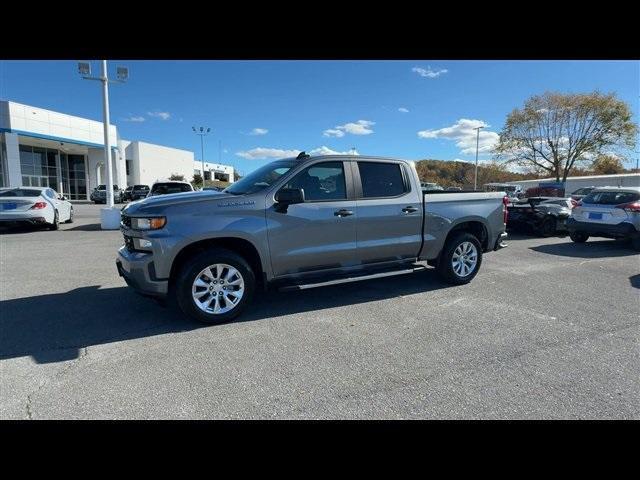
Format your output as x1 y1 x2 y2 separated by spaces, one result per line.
398 107 409 113
309 146 359 156
124 115 145 122
236 146 360 160
417 118 499 155
323 120 375 137
147 111 171 120
412 66 448 79
249 128 268 136
323 128 345 138
223 149 228 153
236 147 301 160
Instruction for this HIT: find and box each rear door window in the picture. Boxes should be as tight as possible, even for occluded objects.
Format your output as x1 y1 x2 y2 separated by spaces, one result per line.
583 191 640 205
357 162 408 198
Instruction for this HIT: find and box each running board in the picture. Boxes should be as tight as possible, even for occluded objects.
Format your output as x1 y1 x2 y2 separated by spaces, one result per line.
278 265 428 292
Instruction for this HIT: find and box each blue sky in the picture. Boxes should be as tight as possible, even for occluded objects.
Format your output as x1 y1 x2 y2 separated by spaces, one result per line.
1 60 638 175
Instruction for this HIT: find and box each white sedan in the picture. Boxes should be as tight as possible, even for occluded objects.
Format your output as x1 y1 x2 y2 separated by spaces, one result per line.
0 187 73 230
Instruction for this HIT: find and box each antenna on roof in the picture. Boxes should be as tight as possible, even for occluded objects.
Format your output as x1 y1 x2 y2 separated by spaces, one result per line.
296 151 310 160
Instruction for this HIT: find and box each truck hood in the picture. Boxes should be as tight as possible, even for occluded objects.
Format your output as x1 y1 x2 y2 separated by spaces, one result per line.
123 190 236 215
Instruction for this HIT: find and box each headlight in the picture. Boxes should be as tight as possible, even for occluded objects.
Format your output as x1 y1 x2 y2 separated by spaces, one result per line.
131 217 166 230
132 238 154 251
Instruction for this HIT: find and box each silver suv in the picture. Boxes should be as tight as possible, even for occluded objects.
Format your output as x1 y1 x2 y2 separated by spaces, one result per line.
567 186 640 250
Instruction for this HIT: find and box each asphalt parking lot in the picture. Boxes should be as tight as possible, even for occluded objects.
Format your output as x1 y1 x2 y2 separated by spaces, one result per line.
1 203 639 419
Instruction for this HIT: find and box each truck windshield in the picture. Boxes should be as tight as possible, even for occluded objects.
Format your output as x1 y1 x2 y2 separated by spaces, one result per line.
224 161 296 195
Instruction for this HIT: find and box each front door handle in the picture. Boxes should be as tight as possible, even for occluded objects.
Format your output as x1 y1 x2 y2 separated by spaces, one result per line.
334 209 354 217
402 206 418 214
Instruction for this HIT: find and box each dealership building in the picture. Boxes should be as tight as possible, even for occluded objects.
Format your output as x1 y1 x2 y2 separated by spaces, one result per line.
0 100 234 200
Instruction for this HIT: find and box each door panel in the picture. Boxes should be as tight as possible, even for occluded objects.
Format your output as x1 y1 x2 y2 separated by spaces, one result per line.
353 161 423 264
266 161 358 277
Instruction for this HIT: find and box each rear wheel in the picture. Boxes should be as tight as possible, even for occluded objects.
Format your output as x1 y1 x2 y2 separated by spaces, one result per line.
631 236 640 252
569 231 589 243
436 232 483 285
540 216 557 237
176 248 255 324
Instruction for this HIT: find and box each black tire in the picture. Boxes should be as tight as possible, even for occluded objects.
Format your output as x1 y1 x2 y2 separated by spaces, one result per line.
175 248 255 324
569 231 589 243
48 211 59 231
540 216 556 237
631 236 640 252
436 232 483 285
65 207 74 223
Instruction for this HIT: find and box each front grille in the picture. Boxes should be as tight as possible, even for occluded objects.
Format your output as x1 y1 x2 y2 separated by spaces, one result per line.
121 214 132 228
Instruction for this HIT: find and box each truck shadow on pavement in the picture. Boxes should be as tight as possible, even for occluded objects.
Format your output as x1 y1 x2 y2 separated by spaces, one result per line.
0 270 448 364
530 239 638 258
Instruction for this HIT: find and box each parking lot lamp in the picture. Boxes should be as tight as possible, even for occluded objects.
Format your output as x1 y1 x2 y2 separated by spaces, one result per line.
473 125 484 190
193 127 211 189
78 60 129 229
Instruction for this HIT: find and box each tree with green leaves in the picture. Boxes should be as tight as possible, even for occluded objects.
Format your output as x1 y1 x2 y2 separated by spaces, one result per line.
495 91 637 182
169 173 186 181
592 154 625 175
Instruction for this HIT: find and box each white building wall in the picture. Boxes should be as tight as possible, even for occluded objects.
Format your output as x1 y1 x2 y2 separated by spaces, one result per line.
511 174 640 193
3 101 118 147
134 141 195 186
194 160 235 183
3 132 22 187
87 147 121 191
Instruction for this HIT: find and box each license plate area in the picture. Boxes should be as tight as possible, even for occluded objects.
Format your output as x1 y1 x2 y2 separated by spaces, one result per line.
1 203 18 210
589 212 603 220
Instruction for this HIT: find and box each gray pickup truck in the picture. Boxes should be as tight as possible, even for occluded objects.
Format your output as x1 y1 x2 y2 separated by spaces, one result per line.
116 154 508 323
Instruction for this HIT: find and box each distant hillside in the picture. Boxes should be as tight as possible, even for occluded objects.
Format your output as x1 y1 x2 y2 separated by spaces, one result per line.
415 159 638 188
414 159 531 189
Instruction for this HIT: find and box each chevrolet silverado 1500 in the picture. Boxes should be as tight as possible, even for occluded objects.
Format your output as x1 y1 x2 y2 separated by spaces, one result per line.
117 153 508 323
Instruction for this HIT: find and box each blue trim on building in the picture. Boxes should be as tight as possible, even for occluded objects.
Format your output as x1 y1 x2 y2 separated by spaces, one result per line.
0 128 118 150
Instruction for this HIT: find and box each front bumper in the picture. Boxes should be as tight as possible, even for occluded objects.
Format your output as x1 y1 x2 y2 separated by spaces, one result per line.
116 246 168 297
566 218 638 238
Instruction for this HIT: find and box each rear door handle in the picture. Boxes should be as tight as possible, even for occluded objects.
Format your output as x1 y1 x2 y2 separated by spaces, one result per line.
334 209 354 217
402 206 418 214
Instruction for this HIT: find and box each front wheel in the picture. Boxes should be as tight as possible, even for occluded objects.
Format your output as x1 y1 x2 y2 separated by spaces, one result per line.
48 211 59 230
569 231 589 243
66 207 74 223
175 248 255 324
436 232 483 285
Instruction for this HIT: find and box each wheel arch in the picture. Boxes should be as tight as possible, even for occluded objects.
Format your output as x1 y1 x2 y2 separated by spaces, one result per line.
445 219 489 251
169 237 264 289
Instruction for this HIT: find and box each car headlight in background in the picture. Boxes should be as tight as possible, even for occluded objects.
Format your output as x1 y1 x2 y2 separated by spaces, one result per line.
131 217 166 230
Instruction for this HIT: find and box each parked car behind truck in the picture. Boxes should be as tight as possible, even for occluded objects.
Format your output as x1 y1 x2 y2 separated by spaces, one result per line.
117 154 508 324
567 186 640 250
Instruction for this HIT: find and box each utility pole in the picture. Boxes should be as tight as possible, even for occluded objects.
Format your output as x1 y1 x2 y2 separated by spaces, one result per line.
78 60 128 229
193 126 210 189
473 126 484 190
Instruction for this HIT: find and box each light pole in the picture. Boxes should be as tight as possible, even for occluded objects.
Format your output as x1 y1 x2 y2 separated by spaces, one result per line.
473 126 484 190
78 60 128 229
193 126 211 189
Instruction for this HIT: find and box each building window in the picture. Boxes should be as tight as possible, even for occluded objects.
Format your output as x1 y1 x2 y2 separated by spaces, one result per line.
19 145 58 189
204 170 211 181
126 159 131 176
194 169 201 176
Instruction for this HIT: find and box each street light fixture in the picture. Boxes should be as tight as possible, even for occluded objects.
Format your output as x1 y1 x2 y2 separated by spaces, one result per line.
193 126 211 189
473 126 484 191
78 60 129 229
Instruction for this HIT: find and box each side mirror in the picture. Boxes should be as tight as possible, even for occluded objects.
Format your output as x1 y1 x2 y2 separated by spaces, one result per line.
275 188 305 205
274 188 305 212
